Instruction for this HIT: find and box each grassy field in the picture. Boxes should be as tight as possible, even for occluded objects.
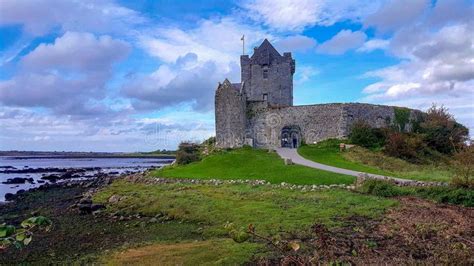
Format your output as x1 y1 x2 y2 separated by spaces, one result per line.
94 180 397 264
298 139 454 182
154 147 355 185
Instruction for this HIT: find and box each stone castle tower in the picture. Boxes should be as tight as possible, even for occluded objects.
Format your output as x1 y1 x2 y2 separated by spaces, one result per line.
215 39 420 149
240 39 295 107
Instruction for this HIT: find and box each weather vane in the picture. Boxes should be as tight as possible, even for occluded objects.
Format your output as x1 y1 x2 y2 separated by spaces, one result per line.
241 35 245 55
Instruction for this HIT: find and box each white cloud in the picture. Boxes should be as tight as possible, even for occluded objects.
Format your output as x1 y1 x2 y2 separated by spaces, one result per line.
0 32 130 117
275 35 317 52
357 39 389 52
138 18 268 69
316 30 367 55
364 0 429 32
361 20 474 133
0 0 145 36
242 0 382 31
296 65 320 84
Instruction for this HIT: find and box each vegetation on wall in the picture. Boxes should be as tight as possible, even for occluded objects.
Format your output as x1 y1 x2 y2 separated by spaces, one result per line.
393 107 411 132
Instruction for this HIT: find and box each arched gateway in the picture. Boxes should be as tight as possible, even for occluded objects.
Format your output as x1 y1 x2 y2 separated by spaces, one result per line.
280 125 301 148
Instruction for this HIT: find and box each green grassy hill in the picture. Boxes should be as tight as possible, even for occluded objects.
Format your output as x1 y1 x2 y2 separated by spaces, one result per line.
153 147 355 185
298 139 454 182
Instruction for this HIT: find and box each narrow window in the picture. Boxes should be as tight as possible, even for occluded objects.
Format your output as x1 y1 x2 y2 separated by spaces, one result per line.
263 69 268 79
263 94 268 101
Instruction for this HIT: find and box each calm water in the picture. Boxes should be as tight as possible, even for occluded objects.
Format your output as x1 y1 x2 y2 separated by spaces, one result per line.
0 156 173 201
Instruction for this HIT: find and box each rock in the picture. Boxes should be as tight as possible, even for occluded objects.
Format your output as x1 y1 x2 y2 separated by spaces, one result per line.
108 195 122 204
79 198 92 205
2 177 34 184
91 204 106 211
149 217 158 223
41 175 59 182
78 204 92 214
284 158 293 165
4 193 15 201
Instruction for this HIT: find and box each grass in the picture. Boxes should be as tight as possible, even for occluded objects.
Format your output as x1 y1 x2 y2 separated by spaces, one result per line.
359 179 474 207
298 139 454 182
94 180 397 264
103 239 260 265
154 147 355 185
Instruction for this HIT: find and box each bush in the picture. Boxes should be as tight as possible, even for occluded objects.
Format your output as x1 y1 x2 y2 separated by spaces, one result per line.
358 179 407 197
176 142 201 165
419 104 468 154
349 121 386 149
359 180 474 207
383 132 425 162
451 144 474 188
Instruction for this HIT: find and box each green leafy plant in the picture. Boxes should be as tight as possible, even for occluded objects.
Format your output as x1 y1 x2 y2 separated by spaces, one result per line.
225 222 304 264
349 121 386 149
0 216 52 250
394 107 411 132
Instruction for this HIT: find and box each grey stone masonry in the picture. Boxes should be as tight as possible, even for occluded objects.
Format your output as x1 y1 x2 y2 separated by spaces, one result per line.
241 39 295 107
215 39 423 149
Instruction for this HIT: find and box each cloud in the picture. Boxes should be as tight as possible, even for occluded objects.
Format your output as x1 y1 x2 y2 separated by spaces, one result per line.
242 0 382 31
357 39 389 52
275 35 317 52
0 32 130 117
316 30 367 55
296 65 320 84
361 21 474 132
364 0 429 32
0 0 145 36
138 18 268 68
122 53 240 112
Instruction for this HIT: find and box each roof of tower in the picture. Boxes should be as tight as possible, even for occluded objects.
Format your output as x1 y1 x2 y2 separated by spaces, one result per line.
250 39 283 65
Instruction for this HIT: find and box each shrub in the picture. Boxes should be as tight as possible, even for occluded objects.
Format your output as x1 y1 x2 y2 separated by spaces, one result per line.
419 104 468 154
358 179 408 197
451 144 474 188
349 121 386 149
383 132 425 162
176 142 201 165
359 180 474 207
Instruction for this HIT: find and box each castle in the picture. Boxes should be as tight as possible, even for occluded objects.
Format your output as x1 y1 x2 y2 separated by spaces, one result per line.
215 39 419 149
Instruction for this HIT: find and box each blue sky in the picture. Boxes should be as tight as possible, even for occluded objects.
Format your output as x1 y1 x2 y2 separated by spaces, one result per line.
0 0 473 152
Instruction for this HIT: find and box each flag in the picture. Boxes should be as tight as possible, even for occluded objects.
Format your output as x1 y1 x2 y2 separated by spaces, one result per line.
241 35 244 41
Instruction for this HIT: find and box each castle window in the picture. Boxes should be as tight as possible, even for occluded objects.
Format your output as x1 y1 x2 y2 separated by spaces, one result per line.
263 94 268 101
263 69 268 79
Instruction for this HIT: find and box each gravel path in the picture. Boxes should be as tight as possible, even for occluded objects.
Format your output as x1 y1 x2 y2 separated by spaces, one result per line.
276 148 415 184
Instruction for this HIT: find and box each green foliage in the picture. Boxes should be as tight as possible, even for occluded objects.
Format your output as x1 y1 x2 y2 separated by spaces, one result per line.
0 216 52 250
418 104 469 154
349 121 386 149
155 147 355 185
359 180 474 207
393 107 411 132
451 144 474 188
383 132 426 162
175 142 201 165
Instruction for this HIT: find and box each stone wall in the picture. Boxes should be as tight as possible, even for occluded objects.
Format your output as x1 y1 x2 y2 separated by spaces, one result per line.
246 103 346 148
241 53 294 107
243 102 422 148
215 81 246 148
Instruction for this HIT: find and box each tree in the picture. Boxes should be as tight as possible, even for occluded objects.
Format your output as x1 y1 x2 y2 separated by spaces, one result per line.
420 104 468 154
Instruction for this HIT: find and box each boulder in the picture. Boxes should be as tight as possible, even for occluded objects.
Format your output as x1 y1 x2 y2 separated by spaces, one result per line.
4 193 15 201
284 158 293 165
